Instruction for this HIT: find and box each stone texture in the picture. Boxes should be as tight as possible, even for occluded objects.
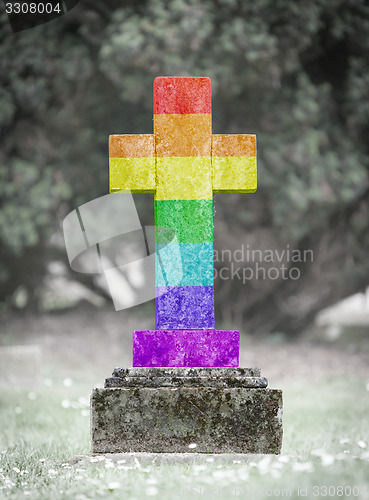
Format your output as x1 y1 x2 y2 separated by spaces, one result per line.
155 286 215 329
107 367 266 389
155 155 212 200
133 329 239 367
91 368 282 454
212 134 257 193
155 242 214 287
154 116 211 160
105 375 268 388
154 76 212 115
113 367 261 377
91 385 283 454
154 200 213 244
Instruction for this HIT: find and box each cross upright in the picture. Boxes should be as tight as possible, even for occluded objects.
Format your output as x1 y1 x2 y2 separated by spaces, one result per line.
109 76 257 367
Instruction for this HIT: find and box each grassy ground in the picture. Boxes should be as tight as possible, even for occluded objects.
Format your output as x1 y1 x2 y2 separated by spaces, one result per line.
1 308 369 499
1 378 369 498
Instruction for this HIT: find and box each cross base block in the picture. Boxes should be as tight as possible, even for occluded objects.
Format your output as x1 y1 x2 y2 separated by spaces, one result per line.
132 329 239 367
91 367 283 454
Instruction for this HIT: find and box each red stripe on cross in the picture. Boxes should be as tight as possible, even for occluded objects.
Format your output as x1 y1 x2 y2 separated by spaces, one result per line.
154 77 211 115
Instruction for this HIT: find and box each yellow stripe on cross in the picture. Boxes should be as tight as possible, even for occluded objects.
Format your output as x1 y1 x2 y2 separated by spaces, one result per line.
109 134 156 193
212 134 257 193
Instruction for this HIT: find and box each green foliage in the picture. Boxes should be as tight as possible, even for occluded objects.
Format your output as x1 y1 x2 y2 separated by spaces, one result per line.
0 160 71 254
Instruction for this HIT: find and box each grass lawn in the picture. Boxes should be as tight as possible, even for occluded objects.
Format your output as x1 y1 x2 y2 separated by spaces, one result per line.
1 376 369 499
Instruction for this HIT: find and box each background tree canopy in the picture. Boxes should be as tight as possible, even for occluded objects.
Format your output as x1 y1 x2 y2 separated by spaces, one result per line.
0 0 368 335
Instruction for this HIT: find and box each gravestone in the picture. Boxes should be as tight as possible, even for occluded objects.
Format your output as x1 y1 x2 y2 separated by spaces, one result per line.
91 77 283 453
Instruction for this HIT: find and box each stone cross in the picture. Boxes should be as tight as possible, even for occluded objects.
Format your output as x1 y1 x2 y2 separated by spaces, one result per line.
109 77 257 367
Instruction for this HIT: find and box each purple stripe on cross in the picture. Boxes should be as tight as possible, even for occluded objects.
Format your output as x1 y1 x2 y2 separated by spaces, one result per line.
156 286 215 329
133 329 240 367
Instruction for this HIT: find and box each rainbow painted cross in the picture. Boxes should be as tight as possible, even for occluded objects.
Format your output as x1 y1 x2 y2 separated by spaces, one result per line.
109 77 257 367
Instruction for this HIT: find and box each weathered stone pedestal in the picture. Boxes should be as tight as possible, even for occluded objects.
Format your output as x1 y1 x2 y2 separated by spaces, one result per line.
91 367 283 454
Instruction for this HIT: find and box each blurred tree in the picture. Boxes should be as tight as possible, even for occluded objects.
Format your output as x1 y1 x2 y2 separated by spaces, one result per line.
0 0 368 333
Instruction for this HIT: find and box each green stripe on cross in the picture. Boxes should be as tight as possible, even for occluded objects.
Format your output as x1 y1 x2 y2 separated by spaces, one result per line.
155 200 213 244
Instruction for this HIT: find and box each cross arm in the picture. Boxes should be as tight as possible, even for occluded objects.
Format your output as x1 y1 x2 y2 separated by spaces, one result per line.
109 134 156 193
212 134 257 193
